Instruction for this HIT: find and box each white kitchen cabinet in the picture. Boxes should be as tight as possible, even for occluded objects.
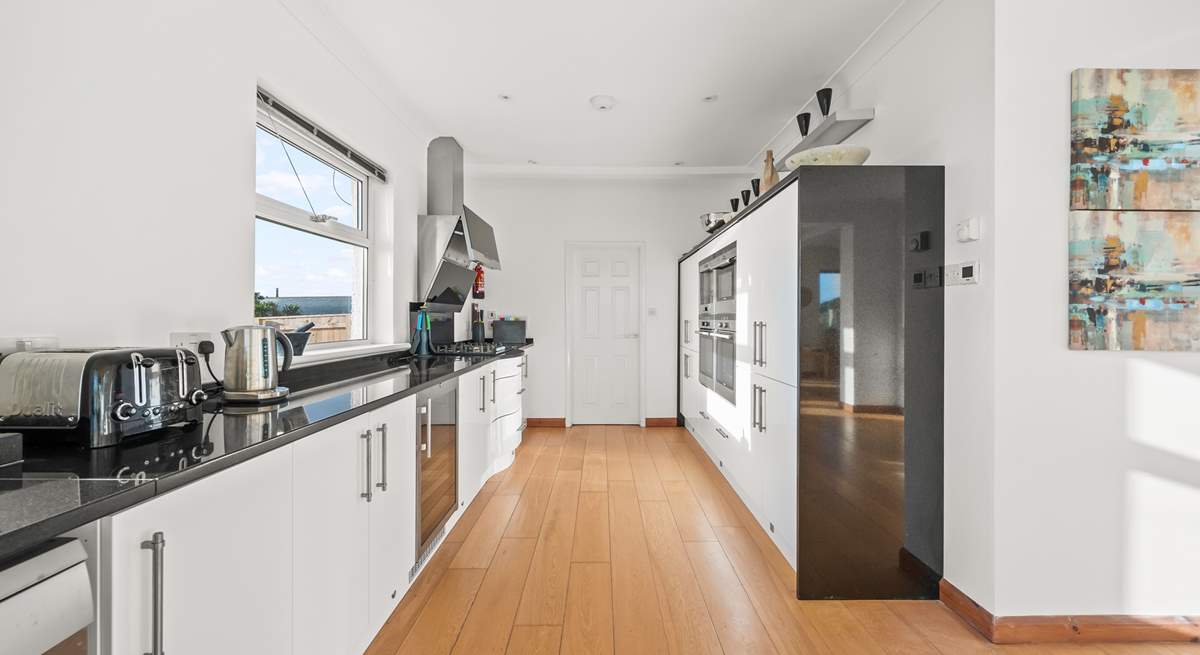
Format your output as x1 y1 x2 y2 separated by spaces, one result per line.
459 364 494 504
103 445 293 655
680 348 699 429
680 254 699 352
740 183 798 387
366 396 417 633
752 373 798 568
293 414 372 655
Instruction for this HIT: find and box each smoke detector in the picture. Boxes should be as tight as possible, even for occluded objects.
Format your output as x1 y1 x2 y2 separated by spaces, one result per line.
590 95 616 111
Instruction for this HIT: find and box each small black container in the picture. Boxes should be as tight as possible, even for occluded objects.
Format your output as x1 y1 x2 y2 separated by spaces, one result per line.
796 112 812 136
741 189 751 206
751 178 761 197
816 88 833 116
730 197 740 212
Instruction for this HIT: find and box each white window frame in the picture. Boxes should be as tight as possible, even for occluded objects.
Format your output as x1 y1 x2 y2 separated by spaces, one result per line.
255 108 372 350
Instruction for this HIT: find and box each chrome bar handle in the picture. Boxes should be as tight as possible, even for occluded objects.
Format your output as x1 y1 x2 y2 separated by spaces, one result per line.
523 355 528 378
141 531 165 655
426 399 433 459
699 410 710 420
480 375 486 413
491 370 497 404
759 322 766 367
684 319 690 344
376 423 388 492
751 384 759 428
715 426 730 439
361 431 373 502
759 386 766 432
175 349 188 398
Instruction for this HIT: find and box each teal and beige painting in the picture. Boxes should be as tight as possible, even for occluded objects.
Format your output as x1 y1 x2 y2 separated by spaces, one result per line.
1071 68 1200 210
1070 211 1200 350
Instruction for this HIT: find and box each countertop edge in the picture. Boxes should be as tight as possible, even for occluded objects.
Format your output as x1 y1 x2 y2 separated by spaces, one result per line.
0 343 533 560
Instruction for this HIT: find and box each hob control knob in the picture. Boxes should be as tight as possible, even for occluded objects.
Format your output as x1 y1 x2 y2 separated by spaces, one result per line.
188 389 209 405
113 402 136 421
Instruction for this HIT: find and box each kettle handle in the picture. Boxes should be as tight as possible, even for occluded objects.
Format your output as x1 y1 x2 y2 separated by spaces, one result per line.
275 328 294 372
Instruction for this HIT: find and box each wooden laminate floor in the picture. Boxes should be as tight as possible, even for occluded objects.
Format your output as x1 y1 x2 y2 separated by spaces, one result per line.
366 426 1197 655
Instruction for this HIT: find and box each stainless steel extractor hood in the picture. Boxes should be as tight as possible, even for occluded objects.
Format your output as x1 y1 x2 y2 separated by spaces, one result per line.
417 137 502 310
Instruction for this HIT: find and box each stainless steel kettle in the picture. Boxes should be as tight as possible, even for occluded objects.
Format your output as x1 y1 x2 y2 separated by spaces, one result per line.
221 325 293 403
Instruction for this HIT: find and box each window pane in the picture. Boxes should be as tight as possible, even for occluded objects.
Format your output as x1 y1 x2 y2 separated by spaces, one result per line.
255 126 361 230
254 218 366 344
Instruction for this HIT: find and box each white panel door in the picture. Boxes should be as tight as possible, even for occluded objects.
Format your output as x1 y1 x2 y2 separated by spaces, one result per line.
754 373 799 568
458 364 492 504
569 244 641 424
367 396 417 636
743 184 799 387
680 255 699 352
105 445 293 655
293 415 371 655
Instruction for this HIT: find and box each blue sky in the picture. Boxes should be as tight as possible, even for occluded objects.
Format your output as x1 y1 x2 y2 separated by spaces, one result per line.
255 127 362 298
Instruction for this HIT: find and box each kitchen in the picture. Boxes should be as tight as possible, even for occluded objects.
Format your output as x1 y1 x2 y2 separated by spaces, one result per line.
3 1 1200 654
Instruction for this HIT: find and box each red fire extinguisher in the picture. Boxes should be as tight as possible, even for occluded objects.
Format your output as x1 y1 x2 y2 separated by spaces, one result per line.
472 263 485 299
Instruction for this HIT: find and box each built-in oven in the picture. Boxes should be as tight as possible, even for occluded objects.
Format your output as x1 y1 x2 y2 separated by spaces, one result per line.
698 243 737 404
697 320 715 390
415 380 457 560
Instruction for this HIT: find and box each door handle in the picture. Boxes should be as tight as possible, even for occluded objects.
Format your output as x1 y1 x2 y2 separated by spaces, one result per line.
480 375 486 413
684 353 690 378
684 319 690 343
715 426 730 439
376 423 388 492
699 410 710 420
759 322 766 367
491 370 496 404
523 355 528 378
141 531 166 655
751 384 759 428
361 430 373 502
758 386 766 432
426 398 433 458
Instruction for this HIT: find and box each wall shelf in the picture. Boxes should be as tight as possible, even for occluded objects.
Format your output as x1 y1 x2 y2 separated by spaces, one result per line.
773 108 875 171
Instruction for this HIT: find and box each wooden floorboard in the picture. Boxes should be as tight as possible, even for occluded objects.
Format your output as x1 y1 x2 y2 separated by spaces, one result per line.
368 426 1181 655
561 562 616 655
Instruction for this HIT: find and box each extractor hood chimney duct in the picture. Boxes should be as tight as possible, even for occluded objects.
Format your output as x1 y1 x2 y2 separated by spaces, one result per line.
417 138 502 311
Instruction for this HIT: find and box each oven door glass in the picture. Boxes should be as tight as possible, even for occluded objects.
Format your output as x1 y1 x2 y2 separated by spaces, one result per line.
698 332 714 389
715 263 736 302
713 333 736 403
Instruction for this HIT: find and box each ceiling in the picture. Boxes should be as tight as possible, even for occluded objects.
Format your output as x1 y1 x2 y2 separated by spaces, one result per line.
318 0 901 168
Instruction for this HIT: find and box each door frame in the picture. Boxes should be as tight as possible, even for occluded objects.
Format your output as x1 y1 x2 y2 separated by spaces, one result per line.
563 241 646 427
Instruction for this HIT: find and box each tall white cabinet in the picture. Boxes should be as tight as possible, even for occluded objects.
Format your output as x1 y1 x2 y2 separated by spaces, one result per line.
678 183 799 568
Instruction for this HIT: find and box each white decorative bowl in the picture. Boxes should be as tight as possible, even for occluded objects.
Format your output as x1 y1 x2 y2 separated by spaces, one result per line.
784 145 871 169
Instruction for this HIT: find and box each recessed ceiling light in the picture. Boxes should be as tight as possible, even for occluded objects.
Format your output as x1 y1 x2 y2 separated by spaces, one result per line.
497 94 512 101
673 161 685 166
702 95 719 103
590 95 616 111
527 159 538 165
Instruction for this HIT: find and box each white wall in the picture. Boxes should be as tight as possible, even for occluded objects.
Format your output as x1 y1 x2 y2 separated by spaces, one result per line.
763 0 999 608
464 174 746 420
993 0 1200 616
0 0 430 374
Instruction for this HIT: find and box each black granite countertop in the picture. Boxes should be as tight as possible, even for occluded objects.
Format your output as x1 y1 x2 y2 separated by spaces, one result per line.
0 342 532 560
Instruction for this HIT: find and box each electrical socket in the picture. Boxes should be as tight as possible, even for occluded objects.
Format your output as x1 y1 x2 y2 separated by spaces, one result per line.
170 331 213 355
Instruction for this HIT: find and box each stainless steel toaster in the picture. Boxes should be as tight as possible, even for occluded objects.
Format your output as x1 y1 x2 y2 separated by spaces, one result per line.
0 348 207 448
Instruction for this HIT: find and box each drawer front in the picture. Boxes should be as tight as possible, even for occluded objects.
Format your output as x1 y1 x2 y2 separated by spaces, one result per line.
495 374 522 415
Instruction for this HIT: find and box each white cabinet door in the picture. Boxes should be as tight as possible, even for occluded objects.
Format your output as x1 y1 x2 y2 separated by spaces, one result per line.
293 414 372 655
680 255 699 352
459 364 493 503
367 396 417 634
680 348 698 427
105 446 293 655
726 359 762 513
742 184 798 387
754 373 798 568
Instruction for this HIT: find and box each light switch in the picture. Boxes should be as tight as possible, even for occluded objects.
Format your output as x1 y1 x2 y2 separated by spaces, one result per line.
647 307 657 317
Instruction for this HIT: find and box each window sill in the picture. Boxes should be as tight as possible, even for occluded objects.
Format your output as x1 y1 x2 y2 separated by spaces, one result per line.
290 343 411 368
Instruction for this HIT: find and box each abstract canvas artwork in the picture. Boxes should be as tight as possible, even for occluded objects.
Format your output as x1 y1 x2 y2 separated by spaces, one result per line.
1071 68 1200 210
1069 211 1200 350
